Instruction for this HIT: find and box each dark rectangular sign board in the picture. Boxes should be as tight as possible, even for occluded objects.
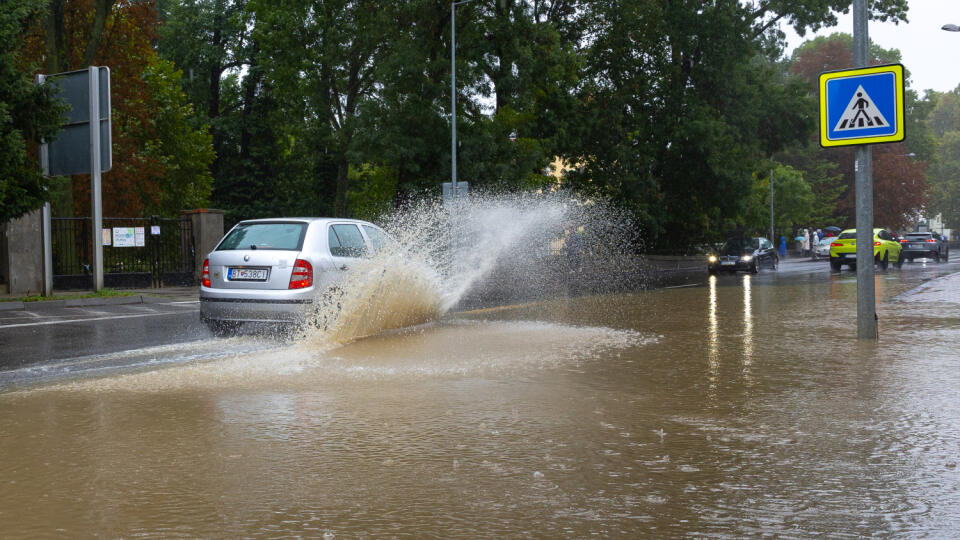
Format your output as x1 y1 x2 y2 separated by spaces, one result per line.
46 67 111 176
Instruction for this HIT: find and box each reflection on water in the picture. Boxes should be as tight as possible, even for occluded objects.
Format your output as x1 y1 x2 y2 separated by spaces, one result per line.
741 274 753 383
707 275 719 396
3 271 960 536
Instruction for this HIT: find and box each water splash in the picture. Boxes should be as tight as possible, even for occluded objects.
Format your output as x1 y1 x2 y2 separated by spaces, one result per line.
298 190 641 347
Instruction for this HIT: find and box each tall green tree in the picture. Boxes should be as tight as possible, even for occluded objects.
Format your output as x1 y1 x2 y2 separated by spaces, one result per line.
251 0 390 217
924 87 960 231
744 164 815 240
0 0 65 222
565 1 828 251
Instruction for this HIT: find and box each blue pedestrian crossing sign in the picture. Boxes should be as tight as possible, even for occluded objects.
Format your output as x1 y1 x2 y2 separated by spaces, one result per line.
819 64 905 147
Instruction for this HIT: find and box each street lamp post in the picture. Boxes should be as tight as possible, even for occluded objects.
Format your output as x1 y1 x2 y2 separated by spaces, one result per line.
451 0 478 198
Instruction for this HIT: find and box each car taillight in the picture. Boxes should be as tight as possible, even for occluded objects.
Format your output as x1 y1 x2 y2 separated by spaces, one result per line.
830 242 842 247
900 239 908 243
926 238 937 243
288 259 313 289
201 258 211 288
874 241 881 246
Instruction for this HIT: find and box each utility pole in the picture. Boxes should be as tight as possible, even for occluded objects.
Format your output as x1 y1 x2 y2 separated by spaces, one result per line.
450 0 478 198
769 169 774 244
853 0 877 340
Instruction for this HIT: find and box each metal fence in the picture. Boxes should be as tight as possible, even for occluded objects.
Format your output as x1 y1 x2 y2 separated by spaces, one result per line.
52 216 195 289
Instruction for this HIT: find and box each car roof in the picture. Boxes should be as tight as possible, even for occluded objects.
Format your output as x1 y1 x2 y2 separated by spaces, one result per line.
839 228 885 234
236 217 373 226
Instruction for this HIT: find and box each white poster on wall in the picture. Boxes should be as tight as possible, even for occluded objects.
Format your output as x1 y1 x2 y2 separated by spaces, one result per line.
113 227 136 247
102 228 112 246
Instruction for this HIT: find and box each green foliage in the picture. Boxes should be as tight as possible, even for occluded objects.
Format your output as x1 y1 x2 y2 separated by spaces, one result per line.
744 164 815 239
347 164 399 222
150 0 912 250
925 87 960 231
0 0 66 222
140 59 215 215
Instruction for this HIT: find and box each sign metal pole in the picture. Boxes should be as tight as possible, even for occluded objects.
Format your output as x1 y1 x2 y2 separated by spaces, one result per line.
89 66 104 291
853 0 877 339
36 74 54 297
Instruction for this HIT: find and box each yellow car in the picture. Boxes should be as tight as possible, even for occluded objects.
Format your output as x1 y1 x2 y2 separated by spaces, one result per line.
829 228 903 272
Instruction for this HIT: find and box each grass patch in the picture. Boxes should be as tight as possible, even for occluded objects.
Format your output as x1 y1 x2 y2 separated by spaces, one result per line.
2 288 137 303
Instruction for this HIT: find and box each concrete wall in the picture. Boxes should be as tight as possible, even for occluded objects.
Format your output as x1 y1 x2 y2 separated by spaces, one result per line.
2 209 44 295
183 209 224 281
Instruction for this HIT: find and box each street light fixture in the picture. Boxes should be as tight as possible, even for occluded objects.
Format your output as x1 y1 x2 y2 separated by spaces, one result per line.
450 0 479 199
943 24 960 32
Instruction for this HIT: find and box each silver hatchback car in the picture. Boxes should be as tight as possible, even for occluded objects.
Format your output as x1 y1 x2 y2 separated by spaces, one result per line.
199 217 390 333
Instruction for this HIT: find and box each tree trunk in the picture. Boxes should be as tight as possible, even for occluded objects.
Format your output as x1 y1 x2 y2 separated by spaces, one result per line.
334 153 349 217
43 0 66 73
81 0 117 66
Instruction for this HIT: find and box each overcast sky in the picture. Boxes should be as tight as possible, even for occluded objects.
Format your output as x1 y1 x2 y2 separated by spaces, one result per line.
784 0 960 95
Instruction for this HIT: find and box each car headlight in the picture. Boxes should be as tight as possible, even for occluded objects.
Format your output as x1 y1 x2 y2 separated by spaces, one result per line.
741 255 752 262
708 255 717 263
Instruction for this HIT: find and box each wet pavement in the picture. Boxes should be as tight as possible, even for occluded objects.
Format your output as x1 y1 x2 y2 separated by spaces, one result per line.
1 258 960 537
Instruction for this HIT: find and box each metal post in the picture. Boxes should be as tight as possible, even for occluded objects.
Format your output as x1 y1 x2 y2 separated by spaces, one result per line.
450 2 458 194
42 203 53 296
450 0 477 199
769 169 774 243
853 0 877 340
36 74 54 297
89 66 104 291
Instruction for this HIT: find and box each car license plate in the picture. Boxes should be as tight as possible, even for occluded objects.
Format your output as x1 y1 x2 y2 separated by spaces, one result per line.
910 243 922 248
229 267 268 281
721 261 734 266
843 253 854 258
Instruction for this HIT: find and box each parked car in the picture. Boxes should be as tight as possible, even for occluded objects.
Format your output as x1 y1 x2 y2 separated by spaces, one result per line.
829 228 903 271
707 236 778 274
199 218 391 334
813 236 833 259
899 231 949 263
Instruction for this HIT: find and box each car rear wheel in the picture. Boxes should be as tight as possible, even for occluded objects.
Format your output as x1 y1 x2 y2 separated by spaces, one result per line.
895 252 904 269
830 258 842 272
880 252 889 270
935 252 942 263
750 261 758 274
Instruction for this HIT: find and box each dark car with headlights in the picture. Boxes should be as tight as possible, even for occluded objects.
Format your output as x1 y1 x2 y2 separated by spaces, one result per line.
707 236 778 274
899 231 949 263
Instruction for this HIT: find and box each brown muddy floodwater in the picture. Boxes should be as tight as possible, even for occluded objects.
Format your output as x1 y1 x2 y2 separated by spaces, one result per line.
3 271 960 537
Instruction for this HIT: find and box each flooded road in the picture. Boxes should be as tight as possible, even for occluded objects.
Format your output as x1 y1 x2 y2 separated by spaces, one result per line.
2 260 960 537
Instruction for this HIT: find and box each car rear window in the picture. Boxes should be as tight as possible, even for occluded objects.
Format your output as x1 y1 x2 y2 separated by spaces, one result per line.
905 233 931 240
838 232 856 240
217 222 307 251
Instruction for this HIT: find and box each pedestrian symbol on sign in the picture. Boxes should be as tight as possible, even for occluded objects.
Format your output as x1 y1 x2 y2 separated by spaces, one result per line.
833 85 889 131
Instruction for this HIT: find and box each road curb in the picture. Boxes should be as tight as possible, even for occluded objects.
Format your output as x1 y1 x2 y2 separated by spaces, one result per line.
69 295 145 307
0 301 25 311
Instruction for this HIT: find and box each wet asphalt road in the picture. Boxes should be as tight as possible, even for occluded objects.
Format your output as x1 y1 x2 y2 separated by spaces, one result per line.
1 256 957 385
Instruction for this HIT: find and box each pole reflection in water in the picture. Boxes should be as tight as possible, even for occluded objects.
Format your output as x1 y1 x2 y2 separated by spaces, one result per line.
707 274 719 396
741 274 753 383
